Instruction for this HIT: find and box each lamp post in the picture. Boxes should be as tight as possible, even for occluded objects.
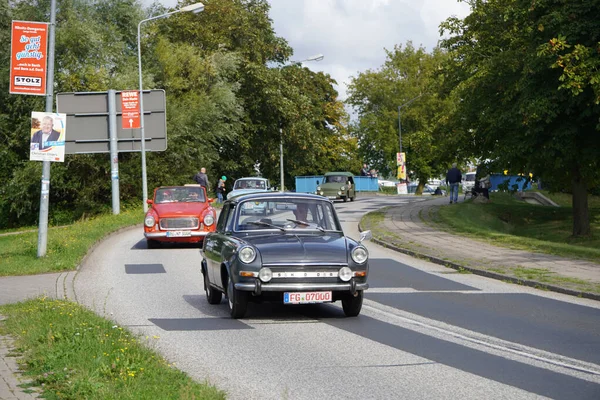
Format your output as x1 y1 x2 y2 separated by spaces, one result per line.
397 93 423 182
278 54 324 192
138 2 204 211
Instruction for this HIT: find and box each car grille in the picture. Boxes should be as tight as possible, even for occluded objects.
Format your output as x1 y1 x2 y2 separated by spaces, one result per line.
159 217 199 230
267 265 343 284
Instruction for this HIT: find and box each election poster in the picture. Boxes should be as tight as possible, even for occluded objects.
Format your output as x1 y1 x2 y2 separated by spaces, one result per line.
30 112 67 162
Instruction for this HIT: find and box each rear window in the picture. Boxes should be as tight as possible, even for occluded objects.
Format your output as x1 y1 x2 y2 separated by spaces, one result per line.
465 173 476 182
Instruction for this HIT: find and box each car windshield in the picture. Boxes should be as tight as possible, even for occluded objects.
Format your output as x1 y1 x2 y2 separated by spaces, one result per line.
325 175 347 183
465 173 476 182
233 179 266 190
235 198 341 232
155 187 205 204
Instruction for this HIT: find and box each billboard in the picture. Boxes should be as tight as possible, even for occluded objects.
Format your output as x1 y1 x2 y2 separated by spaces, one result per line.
30 112 67 162
10 21 48 96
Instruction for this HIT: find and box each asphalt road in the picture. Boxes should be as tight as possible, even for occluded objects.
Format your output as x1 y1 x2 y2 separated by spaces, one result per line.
72 196 600 400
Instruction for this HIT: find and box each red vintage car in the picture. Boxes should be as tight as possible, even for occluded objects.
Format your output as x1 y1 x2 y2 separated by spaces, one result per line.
144 185 217 248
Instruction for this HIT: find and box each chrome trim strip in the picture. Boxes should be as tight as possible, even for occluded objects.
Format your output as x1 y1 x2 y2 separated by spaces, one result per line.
235 282 369 292
144 231 209 238
271 271 339 278
262 262 347 267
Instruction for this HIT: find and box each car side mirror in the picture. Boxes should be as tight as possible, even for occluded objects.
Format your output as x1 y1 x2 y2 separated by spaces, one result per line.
147 199 153 205
208 198 215 203
359 230 372 243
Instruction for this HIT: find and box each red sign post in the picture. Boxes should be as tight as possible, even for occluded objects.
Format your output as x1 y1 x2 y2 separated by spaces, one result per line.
121 90 140 129
10 21 49 96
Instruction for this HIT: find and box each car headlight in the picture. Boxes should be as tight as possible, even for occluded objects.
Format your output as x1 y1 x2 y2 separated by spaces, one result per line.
341 186 346 191
316 186 321 191
259 267 272 282
339 266 352 282
203 214 215 226
144 216 155 227
238 246 256 264
337 191 342 195
351 246 369 264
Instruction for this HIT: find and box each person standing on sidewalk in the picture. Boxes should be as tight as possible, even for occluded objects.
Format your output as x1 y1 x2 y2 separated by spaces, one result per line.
446 163 462 204
193 167 210 192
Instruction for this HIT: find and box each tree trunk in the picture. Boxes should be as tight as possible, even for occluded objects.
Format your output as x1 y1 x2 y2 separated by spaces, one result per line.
571 167 590 236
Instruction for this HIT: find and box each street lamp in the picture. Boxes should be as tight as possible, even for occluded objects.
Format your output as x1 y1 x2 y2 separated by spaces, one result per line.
137 2 205 211
397 93 423 183
278 54 324 191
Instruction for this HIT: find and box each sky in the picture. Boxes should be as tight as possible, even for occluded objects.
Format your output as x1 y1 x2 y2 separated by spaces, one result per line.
150 0 471 101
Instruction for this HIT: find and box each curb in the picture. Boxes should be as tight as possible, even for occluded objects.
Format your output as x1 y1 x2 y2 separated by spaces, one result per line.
358 223 600 302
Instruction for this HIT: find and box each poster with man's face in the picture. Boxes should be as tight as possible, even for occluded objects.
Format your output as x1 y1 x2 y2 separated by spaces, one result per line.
30 112 66 162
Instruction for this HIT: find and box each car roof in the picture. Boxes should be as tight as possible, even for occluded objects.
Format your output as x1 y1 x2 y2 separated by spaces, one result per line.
324 171 353 176
226 191 327 204
235 177 268 181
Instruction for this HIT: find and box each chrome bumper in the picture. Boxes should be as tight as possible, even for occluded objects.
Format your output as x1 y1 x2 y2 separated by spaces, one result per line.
144 231 209 239
235 281 368 293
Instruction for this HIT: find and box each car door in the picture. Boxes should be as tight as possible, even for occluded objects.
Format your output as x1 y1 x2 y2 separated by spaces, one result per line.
205 204 234 289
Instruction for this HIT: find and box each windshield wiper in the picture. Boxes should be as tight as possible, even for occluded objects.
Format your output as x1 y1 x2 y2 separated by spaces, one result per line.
286 219 325 232
247 221 285 231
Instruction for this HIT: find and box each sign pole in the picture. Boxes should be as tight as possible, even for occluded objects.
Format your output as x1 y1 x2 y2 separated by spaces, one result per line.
108 90 120 214
37 0 56 257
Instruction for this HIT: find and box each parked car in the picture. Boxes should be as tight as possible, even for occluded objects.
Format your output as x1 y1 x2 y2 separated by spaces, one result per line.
378 179 398 187
407 183 446 195
201 192 372 318
315 171 356 202
144 185 217 248
227 177 274 215
462 172 476 194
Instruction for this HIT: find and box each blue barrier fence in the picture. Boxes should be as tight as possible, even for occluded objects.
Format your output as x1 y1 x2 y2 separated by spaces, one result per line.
489 174 531 191
295 176 379 193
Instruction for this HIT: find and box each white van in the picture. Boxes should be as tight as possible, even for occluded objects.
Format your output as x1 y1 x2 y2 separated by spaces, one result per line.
462 172 476 193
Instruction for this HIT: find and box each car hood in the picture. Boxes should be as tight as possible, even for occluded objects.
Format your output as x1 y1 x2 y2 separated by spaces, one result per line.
245 234 348 264
227 188 268 199
151 202 209 216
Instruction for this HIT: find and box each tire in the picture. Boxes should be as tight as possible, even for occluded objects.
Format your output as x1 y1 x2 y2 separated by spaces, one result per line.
204 270 222 305
227 276 248 319
342 290 363 317
343 196 348 202
147 239 160 249
350 196 355 202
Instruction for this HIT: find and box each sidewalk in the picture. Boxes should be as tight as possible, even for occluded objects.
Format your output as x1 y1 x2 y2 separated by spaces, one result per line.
363 195 600 301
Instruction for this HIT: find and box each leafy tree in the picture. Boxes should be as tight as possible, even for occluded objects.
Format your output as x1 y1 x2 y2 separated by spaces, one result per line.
440 0 600 236
347 42 453 192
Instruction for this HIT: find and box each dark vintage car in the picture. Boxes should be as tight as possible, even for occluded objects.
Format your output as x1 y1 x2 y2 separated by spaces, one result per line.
144 185 217 248
315 171 356 202
201 192 371 318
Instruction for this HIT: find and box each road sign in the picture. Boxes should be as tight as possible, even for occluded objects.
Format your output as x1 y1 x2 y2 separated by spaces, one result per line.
10 21 49 96
120 90 140 129
56 90 166 154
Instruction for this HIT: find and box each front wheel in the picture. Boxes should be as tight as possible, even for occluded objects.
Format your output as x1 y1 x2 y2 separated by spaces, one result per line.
227 276 248 319
342 290 363 317
204 270 222 304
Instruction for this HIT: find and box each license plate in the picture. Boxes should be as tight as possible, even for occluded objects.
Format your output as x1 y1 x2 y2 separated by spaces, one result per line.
284 291 332 304
166 231 192 237
327 196 337 200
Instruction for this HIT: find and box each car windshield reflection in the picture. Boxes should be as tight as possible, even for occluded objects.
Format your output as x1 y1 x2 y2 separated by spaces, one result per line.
235 198 340 232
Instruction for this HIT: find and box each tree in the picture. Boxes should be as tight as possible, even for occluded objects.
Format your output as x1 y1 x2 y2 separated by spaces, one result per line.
347 42 453 192
440 0 600 236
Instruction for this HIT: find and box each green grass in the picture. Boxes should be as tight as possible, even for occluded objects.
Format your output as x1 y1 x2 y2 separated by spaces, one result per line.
0 298 225 400
0 208 143 276
434 191 600 262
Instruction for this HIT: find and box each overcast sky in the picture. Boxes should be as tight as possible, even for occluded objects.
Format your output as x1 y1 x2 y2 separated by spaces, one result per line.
151 0 471 100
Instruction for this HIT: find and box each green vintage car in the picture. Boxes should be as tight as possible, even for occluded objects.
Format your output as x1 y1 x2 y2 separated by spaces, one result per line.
315 171 356 202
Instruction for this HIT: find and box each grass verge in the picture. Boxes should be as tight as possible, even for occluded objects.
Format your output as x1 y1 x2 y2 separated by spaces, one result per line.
0 298 225 399
0 208 143 276
433 191 600 262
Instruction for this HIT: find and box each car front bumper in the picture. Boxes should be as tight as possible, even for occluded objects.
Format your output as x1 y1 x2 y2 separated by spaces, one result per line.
144 231 209 239
235 280 368 294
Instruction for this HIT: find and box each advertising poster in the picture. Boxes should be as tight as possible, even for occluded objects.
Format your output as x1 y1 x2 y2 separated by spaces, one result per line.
396 152 406 180
30 112 67 162
10 21 49 96
121 90 140 129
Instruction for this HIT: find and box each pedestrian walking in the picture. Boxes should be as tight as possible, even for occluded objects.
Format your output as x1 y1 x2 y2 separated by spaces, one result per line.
446 163 462 204
216 176 227 203
193 167 210 191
